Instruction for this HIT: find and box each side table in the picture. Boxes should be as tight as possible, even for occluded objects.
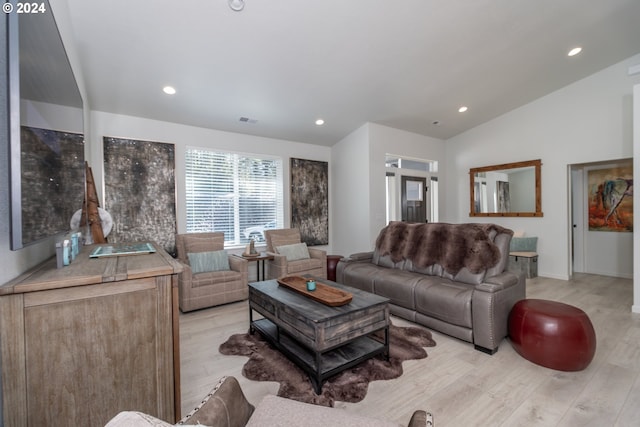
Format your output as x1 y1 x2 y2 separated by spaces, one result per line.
233 252 274 282
326 255 343 282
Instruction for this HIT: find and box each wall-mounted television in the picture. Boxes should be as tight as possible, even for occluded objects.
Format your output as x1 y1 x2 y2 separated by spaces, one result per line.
7 0 85 250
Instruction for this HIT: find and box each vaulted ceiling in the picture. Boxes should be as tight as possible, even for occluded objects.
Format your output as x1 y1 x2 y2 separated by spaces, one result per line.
63 0 640 146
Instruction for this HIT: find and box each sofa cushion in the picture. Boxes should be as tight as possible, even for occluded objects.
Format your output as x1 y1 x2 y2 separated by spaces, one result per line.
275 242 310 261
372 252 408 269
285 258 323 275
410 261 485 286
188 250 230 273
372 268 421 310
338 261 379 293
414 277 473 328
485 232 511 278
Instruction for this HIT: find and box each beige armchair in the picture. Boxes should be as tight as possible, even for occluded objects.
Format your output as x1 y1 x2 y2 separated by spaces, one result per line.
175 232 248 312
264 228 327 280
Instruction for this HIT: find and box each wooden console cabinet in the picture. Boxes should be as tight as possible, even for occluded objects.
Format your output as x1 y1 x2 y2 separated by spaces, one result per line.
0 243 182 426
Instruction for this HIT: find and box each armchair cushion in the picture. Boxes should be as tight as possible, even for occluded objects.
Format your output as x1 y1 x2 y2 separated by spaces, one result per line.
275 242 310 261
188 250 230 273
192 270 242 288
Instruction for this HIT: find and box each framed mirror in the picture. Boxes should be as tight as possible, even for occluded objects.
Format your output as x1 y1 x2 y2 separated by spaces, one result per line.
469 159 542 217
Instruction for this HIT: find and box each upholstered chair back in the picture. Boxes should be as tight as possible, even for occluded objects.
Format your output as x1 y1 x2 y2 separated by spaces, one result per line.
265 228 302 253
175 232 225 264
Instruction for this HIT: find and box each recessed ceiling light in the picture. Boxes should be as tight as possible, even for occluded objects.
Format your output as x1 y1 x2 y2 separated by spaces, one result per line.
229 0 244 11
458 106 468 113
315 119 325 126
568 47 582 57
163 86 176 95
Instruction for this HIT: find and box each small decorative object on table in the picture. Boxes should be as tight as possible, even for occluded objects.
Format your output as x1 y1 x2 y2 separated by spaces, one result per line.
306 279 316 291
242 238 259 257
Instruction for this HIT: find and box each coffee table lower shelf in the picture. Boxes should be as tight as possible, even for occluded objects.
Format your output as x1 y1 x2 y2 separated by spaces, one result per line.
250 318 387 394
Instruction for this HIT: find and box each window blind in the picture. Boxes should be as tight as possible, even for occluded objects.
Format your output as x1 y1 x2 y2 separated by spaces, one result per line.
185 148 283 247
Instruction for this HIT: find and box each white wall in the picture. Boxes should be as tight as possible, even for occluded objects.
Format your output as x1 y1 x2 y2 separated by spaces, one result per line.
89 111 331 251
331 124 371 256
446 53 640 280
369 123 446 233
331 122 446 257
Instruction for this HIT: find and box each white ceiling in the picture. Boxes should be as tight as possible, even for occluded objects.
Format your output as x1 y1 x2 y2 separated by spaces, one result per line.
62 0 640 146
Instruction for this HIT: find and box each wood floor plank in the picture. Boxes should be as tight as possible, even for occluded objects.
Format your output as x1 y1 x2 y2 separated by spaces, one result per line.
615 371 640 426
179 273 640 426
557 363 635 427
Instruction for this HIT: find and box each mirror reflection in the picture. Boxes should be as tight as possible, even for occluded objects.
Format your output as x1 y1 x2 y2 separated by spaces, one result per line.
469 159 542 217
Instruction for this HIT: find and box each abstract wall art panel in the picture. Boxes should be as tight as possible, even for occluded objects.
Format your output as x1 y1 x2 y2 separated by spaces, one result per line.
19 126 85 245
103 137 177 255
290 158 328 246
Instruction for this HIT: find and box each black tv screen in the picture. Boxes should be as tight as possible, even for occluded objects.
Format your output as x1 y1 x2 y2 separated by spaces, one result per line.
8 0 85 250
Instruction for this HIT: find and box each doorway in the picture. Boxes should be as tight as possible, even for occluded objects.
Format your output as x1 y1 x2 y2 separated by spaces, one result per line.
401 176 427 223
385 155 438 224
569 159 633 278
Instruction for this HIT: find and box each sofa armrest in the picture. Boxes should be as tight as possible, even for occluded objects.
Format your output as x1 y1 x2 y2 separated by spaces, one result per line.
471 270 526 353
177 261 193 280
407 410 434 427
228 255 248 285
342 251 374 262
228 255 248 273
475 271 520 293
178 376 254 427
265 252 288 279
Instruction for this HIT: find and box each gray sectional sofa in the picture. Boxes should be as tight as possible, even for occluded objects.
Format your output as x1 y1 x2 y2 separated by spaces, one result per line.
336 222 526 354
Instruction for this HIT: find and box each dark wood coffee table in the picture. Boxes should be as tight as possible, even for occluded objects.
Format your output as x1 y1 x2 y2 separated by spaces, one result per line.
248 277 389 394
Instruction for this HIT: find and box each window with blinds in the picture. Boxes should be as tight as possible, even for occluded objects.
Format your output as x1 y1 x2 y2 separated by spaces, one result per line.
185 148 283 247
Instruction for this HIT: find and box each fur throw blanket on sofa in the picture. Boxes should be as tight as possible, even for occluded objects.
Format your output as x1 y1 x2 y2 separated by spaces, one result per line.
375 222 513 274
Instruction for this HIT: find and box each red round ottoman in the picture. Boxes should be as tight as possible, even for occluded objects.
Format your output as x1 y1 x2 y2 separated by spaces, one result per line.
508 299 596 371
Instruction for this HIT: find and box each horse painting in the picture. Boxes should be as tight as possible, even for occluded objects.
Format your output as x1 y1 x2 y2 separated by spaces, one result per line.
588 166 633 232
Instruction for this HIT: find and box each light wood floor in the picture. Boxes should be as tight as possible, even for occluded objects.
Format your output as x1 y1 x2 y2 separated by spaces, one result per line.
179 274 640 427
